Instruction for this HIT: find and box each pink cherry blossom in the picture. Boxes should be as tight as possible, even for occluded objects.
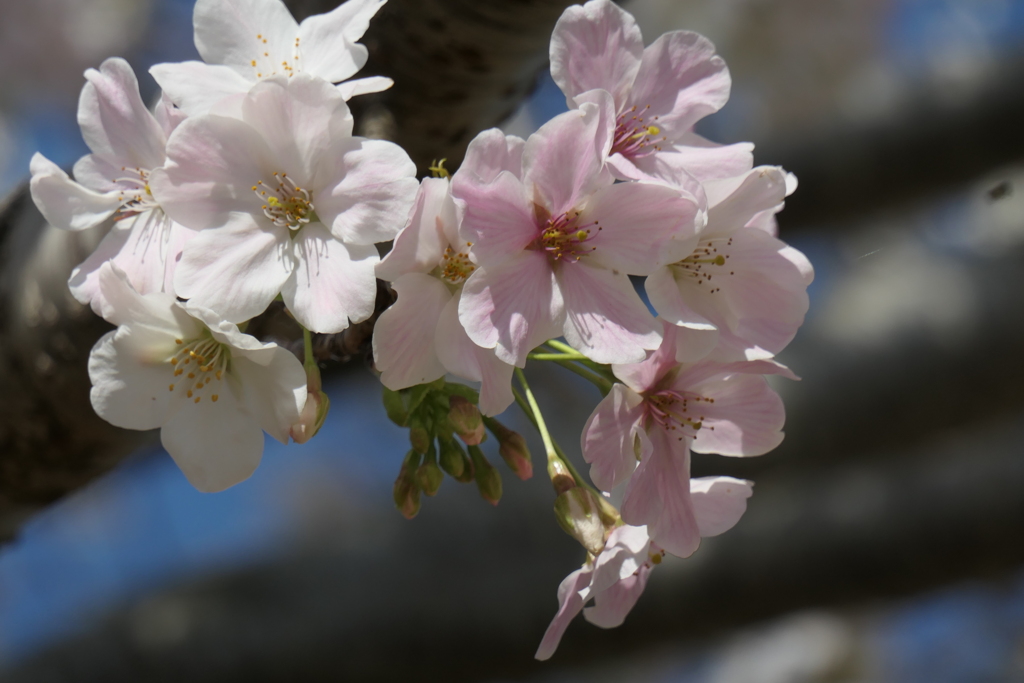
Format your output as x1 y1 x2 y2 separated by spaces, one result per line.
536 474 752 659
372 176 515 416
646 166 814 362
550 0 753 187
150 73 418 333
28 57 195 315
452 104 702 366
150 0 392 116
581 322 789 556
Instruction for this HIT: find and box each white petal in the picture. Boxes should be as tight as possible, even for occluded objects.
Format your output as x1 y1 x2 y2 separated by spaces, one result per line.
29 153 120 231
150 61 253 117
160 378 265 492
174 216 293 324
298 0 387 81
372 272 450 390
79 58 166 169
336 75 394 100
193 0 298 71
690 476 753 537
315 137 419 245
95 261 199 334
282 222 378 333
231 346 307 444
89 329 176 431
376 177 456 282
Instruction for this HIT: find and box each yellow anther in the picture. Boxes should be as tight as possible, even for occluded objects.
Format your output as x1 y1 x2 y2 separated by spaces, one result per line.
267 196 280 206
650 553 663 565
647 125 661 136
187 390 193 398
575 230 588 240
212 394 219 402
188 372 195 379
175 339 183 345
428 158 450 178
194 397 201 403
169 384 175 391
170 358 178 365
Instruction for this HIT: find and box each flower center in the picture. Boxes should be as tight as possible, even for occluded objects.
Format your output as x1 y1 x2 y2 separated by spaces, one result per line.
112 167 161 220
671 237 735 294
440 244 476 284
168 336 230 405
642 388 715 442
253 172 316 230
535 210 600 262
249 34 301 79
611 105 664 159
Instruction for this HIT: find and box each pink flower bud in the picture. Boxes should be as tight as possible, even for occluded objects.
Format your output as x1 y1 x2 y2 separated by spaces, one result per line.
449 395 485 445
467 445 502 505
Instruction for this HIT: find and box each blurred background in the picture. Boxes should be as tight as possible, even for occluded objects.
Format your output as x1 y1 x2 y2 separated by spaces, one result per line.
2 0 1024 681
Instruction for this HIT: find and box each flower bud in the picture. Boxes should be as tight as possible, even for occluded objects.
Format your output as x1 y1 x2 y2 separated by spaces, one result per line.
290 387 330 444
382 387 408 426
408 415 431 454
554 488 607 555
484 417 533 480
393 451 422 519
416 444 443 497
547 457 576 495
449 395 485 445
438 437 466 479
467 445 502 505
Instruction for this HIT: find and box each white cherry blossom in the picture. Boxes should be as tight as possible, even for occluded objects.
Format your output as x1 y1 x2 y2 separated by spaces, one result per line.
151 0 392 116
88 264 307 492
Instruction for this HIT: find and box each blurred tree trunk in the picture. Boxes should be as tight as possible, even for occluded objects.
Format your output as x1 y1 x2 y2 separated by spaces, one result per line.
0 0 578 540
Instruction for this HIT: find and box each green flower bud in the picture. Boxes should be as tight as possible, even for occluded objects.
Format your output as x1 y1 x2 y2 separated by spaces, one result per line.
467 445 502 505
438 437 466 479
382 387 408 426
393 450 422 519
416 443 443 497
449 395 485 445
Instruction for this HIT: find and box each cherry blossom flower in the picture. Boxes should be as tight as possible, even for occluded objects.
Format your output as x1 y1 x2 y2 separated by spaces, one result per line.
550 0 752 187
28 57 195 315
88 264 306 492
151 0 392 116
536 477 751 660
150 73 418 333
646 166 814 362
452 106 702 366
581 322 789 557
373 176 515 416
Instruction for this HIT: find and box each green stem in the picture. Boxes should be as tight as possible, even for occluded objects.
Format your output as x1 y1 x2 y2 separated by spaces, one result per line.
302 326 314 367
526 352 591 361
510 383 598 496
540 342 617 384
551 359 614 395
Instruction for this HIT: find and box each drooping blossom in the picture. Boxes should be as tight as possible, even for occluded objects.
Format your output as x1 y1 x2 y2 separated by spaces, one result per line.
88 264 306 492
550 0 752 188
373 175 515 416
581 322 789 557
646 166 814 362
150 73 418 333
151 0 392 116
536 477 752 660
28 57 195 315
452 107 702 366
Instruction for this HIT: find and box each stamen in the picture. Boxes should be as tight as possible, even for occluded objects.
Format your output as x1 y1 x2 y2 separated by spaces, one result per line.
610 105 667 159
671 237 735 293
166 335 230 410
642 388 715 441
253 173 316 230
534 210 600 262
440 243 476 284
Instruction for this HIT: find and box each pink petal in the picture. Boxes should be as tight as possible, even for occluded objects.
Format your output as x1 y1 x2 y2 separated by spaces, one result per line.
627 31 731 137
79 58 166 170
535 566 593 661
150 61 253 117
583 565 650 628
522 100 614 215
581 383 645 491
458 128 526 185
435 291 515 417
706 166 789 239
29 153 120 231
458 250 564 367
174 216 293 324
549 0 643 111
688 373 785 456
609 318 680 393
621 426 701 558
373 273 450 390
558 263 660 365
283 222 379 333
607 150 708 212
450 169 536 267
240 74 354 187
314 137 419 245
583 180 701 275
376 177 457 282
690 476 753 537
670 132 754 182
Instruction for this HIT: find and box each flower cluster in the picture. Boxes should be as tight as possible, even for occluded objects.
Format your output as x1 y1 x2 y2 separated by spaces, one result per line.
27 0 812 659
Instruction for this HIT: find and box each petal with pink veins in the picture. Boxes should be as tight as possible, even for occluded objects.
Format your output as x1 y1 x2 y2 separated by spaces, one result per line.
451 170 536 267
373 273 451 390
283 222 378 333
687 373 785 456
377 177 457 281
535 566 594 661
459 250 564 367
581 383 645 491
550 0 643 111
583 565 651 628
627 31 731 137
669 132 754 182
458 128 526 185
558 263 660 365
